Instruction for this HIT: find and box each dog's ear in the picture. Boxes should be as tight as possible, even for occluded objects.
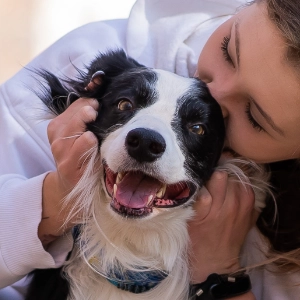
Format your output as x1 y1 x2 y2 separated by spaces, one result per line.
34 49 144 116
88 49 145 80
72 48 145 99
69 49 145 99
33 69 73 116
84 70 105 92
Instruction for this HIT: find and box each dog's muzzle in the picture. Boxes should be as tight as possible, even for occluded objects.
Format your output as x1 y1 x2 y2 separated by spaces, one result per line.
104 164 196 218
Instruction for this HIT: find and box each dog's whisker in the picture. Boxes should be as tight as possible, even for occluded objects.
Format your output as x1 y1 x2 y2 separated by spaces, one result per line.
90 210 127 256
79 146 99 170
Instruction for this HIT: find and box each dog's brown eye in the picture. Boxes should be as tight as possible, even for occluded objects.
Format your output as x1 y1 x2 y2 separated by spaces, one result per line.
118 99 133 111
189 124 205 135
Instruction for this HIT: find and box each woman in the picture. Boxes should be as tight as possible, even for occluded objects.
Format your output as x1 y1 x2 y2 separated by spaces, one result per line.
0 0 299 299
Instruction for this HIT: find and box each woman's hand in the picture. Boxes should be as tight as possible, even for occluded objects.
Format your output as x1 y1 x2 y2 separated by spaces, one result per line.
38 98 99 247
188 170 258 283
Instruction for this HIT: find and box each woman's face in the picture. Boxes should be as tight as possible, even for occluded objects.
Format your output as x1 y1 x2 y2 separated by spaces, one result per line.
197 2 300 163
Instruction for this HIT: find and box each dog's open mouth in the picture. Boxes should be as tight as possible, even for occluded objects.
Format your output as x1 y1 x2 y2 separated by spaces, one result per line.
104 165 196 218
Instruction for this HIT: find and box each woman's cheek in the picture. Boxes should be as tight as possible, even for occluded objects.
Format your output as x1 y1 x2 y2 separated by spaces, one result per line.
226 129 264 162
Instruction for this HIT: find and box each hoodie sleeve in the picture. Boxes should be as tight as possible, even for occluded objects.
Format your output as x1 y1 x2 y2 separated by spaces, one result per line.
0 19 128 288
0 174 74 288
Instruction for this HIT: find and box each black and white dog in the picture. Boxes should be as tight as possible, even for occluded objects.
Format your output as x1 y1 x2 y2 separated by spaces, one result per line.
26 49 266 300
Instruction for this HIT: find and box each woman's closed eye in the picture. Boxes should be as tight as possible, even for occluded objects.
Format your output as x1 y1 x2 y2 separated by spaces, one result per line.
221 36 234 67
245 103 265 132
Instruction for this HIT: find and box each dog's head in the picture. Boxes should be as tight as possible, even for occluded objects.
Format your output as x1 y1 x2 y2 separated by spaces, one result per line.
40 49 225 219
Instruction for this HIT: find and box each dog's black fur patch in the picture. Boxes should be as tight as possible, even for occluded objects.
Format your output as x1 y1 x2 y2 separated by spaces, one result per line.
25 268 69 300
173 83 225 186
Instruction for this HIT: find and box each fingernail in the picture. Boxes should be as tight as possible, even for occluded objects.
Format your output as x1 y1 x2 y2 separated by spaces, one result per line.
91 98 99 108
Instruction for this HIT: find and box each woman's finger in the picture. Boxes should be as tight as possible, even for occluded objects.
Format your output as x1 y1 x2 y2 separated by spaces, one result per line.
205 171 228 214
72 131 99 169
193 186 213 222
48 105 98 162
63 104 98 135
48 98 99 144
59 97 99 121
225 178 255 214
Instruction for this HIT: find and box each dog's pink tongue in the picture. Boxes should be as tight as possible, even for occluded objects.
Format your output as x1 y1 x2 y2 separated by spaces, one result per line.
115 172 161 208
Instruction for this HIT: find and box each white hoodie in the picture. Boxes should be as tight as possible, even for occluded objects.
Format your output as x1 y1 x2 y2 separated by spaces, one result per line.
0 0 299 299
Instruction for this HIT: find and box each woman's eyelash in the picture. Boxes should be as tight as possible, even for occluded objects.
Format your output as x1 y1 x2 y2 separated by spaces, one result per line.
221 36 233 64
245 103 264 132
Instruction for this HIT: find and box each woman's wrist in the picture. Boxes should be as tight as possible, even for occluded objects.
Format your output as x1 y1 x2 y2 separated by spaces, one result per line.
189 271 252 299
190 257 241 283
38 172 69 247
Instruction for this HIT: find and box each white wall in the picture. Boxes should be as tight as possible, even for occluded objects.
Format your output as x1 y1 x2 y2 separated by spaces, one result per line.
32 0 137 55
0 0 136 83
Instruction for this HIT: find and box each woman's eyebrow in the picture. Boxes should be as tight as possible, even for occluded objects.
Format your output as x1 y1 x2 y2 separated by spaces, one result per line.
251 97 285 136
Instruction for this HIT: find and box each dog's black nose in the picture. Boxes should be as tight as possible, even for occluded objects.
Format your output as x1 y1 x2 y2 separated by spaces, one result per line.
125 128 166 163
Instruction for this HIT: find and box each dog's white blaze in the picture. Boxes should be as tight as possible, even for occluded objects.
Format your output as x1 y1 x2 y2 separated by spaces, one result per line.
101 70 195 183
145 69 194 123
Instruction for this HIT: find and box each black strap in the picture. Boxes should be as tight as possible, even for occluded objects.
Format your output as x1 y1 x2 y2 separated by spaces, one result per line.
189 272 251 300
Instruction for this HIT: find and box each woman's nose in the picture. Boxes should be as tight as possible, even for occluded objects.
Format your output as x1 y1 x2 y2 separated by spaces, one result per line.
206 81 233 119
197 72 212 85
197 73 229 117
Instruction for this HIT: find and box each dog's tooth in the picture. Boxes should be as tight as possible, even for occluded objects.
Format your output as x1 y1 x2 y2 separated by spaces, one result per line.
116 172 125 184
147 195 154 206
156 190 163 199
113 184 117 197
156 184 167 198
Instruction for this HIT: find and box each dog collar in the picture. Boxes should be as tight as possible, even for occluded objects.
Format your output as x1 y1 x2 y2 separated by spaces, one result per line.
105 267 168 293
75 227 168 294
87 256 168 294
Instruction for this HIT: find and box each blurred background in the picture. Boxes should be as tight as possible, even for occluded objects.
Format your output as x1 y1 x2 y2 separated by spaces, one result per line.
0 0 136 83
